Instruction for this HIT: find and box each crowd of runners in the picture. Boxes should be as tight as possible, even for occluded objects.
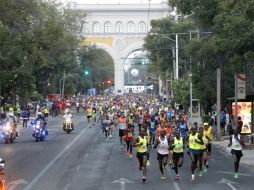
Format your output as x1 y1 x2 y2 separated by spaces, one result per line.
80 94 244 183
0 93 244 184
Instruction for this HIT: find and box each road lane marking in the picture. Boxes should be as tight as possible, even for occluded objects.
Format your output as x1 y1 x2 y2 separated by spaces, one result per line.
24 126 90 190
227 183 237 190
112 178 134 190
166 168 181 190
64 183 71 190
9 179 28 190
84 153 88 158
76 165 81 171
218 178 238 190
173 182 181 190
217 171 251 177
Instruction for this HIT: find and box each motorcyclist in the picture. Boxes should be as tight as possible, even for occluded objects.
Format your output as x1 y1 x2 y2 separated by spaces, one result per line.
34 112 47 130
63 110 74 130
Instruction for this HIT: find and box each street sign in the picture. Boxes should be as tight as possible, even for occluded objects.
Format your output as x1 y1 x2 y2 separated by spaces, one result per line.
237 74 246 99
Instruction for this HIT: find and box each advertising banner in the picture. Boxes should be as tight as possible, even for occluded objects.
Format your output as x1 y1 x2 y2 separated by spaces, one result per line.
232 102 252 134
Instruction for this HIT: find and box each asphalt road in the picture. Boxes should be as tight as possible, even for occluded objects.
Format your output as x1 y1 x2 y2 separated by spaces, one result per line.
0 114 253 190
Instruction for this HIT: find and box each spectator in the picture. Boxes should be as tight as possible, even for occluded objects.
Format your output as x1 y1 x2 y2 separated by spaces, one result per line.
22 108 30 128
237 116 243 134
220 110 226 136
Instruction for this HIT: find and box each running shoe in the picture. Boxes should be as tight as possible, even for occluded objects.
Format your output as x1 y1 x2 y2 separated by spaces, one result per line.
176 175 180 180
191 174 195 183
146 160 151 166
203 168 208 173
129 154 133 158
199 171 203 177
161 176 166 180
142 177 146 183
234 173 239 179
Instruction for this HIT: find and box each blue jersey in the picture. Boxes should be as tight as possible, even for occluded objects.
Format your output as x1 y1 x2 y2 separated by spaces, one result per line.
180 123 187 137
166 112 172 120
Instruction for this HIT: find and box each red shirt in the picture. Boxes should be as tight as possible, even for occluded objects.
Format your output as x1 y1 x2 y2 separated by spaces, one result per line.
125 127 134 141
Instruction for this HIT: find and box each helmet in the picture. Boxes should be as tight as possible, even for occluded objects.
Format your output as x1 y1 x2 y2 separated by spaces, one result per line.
204 122 209 126
38 112 42 116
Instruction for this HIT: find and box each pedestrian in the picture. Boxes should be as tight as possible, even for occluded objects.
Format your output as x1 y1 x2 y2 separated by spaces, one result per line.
22 108 30 128
228 131 244 179
220 110 226 136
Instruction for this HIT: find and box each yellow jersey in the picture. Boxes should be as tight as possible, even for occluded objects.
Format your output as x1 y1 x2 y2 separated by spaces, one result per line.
173 137 184 153
203 126 214 143
137 136 147 153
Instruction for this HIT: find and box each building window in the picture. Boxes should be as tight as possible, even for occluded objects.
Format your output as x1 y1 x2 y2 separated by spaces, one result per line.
127 22 135 33
92 22 100 33
115 22 123 33
104 22 112 33
139 22 146 33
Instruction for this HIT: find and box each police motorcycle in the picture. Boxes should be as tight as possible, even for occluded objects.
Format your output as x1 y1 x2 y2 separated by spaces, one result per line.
31 119 48 142
63 109 73 134
0 158 5 190
1 121 17 144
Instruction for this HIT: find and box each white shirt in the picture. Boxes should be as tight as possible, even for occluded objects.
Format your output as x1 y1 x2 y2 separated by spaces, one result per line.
157 137 169 155
63 114 72 120
232 135 242 150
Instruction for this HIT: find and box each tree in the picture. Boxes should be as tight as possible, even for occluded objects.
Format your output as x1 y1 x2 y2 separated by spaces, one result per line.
0 0 85 105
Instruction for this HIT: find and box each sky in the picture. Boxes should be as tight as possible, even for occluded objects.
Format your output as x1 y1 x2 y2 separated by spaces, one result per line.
64 0 164 4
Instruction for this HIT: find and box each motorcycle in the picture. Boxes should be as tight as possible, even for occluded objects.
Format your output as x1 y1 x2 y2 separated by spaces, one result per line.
1 122 16 144
0 158 5 190
63 118 73 134
31 120 48 142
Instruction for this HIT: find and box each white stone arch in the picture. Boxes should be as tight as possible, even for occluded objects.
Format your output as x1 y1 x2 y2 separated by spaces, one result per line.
85 38 145 95
89 42 118 61
122 40 144 59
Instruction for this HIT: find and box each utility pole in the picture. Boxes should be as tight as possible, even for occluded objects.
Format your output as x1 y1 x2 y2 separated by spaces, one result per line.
216 67 221 139
172 48 176 80
189 31 193 118
62 70 66 99
234 74 238 131
175 34 179 80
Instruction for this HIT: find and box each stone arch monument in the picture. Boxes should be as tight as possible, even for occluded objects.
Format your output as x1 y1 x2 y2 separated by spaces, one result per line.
68 1 171 94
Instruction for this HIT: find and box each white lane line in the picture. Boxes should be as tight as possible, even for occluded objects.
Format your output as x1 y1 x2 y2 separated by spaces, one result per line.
173 182 181 190
166 168 181 190
227 183 237 190
76 165 81 171
64 183 71 190
84 153 88 159
217 171 251 177
24 126 90 190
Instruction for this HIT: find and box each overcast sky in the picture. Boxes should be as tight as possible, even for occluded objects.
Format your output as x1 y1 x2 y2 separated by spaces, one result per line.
64 0 164 4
